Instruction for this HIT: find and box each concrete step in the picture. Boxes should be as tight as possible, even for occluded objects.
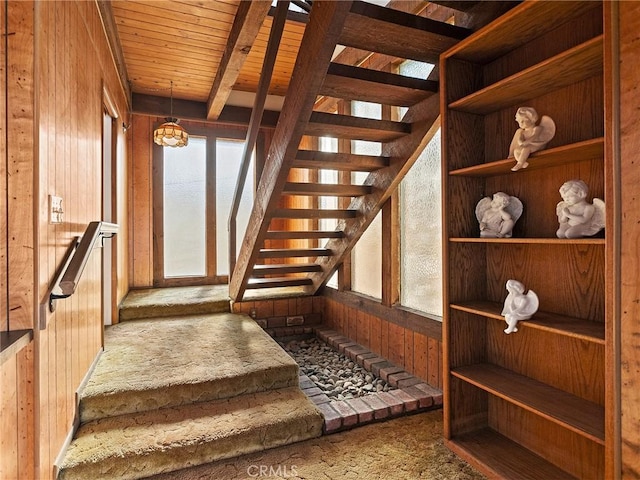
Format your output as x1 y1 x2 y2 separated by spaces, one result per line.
119 285 230 321
58 387 323 480
79 313 299 423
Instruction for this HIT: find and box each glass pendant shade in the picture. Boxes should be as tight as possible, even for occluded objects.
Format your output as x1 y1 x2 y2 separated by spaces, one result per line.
154 117 189 147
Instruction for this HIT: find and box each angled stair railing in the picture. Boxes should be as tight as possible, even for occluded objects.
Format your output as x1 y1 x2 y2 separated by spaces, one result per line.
228 1 290 277
229 0 471 301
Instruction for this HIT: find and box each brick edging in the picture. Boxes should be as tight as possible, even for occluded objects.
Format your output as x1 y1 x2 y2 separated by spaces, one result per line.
299 327 443 434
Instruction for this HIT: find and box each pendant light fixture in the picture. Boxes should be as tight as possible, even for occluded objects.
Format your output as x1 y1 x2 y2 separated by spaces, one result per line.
153 81 189 147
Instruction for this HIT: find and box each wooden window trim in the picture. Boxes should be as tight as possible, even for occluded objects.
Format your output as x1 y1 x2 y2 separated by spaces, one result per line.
152 124 253 287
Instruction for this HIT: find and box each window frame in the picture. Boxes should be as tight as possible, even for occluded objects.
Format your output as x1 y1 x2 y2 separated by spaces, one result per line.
152 124 254 287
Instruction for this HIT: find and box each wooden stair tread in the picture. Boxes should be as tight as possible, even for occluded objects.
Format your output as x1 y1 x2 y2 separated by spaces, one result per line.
265 230 345 240
247 277 314 289
307 111 410 142
273 208 357 219
294 150 390 171
452 363 604 444
320 63 438 106
340 1 470 63
258 248 332 258
282 182 372 197
253 263 323 275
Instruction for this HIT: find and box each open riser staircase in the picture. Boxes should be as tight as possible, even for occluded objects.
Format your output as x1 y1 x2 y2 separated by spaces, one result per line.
229 0 472 301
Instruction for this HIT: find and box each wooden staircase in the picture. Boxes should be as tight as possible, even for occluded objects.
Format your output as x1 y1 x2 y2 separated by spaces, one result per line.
229 0 471 301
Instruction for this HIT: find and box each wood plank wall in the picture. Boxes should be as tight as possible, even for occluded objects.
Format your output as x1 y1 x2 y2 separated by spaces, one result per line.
619 2 640 477
129 115 155 287
1 2 37 478
1 1 130 479
322 290 443 388
232 295 324 322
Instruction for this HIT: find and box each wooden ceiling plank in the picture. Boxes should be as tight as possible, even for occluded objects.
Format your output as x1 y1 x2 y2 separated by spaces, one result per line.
111 1 237 30
113 16 231 43
122 49 222 67
117 31 229 50
206 1 272 120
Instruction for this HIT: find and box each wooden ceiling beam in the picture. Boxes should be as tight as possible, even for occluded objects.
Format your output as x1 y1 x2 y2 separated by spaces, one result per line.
131 93 280 128
206 1 271 120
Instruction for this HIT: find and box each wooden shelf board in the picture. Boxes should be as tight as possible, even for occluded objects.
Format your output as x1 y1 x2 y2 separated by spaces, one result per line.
444 1 601 63
1 329 33 366
446 428 576 480
452 363 604 444
448 138 604 177
449 36 603 115
450 300 605 344
449 237 605 245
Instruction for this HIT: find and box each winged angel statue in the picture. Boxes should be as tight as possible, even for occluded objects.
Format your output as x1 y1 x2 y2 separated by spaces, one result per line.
508 107 556 171
475 192 523 238
501 279 539 334
556 179 605 238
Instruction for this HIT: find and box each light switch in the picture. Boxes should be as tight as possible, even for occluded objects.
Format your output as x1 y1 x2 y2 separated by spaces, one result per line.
50 195 64 224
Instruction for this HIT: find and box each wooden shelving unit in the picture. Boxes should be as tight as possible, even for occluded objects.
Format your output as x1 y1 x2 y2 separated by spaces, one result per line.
441 1 608 478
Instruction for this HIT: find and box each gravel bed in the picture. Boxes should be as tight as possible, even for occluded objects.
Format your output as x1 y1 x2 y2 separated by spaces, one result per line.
280 337 396 401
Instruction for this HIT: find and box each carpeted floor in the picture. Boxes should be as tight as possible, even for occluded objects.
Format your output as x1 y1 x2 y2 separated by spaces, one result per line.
148 410 486 480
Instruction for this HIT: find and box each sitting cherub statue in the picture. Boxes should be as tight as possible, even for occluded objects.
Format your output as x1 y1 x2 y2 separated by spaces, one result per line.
508 107 556 171
501 279 539 334
556 179 605 238
475 192 523 238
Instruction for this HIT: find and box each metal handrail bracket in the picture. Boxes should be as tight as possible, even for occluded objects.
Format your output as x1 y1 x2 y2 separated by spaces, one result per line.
46 221 119 319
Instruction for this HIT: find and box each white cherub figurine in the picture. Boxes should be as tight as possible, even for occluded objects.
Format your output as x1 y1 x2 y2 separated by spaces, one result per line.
508 107 556 171
501 279 539 334
556 179 605 238
475 192 523 238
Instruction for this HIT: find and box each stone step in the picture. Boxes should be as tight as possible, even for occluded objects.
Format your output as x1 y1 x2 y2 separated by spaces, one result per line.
119 285 230 321
57 387 323 480
79 313 299 423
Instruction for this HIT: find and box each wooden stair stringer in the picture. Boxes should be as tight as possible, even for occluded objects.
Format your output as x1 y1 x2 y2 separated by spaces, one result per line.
307 94 442 293
229 1 354 302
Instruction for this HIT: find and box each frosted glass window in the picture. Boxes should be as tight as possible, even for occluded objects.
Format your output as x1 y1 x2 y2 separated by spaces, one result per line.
163 137 207 277
351 101 382 299
319 137 338 288
396 59 443 316
398 60 435 120
400 59 435 80
400 129 442 317
216 139 255 276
